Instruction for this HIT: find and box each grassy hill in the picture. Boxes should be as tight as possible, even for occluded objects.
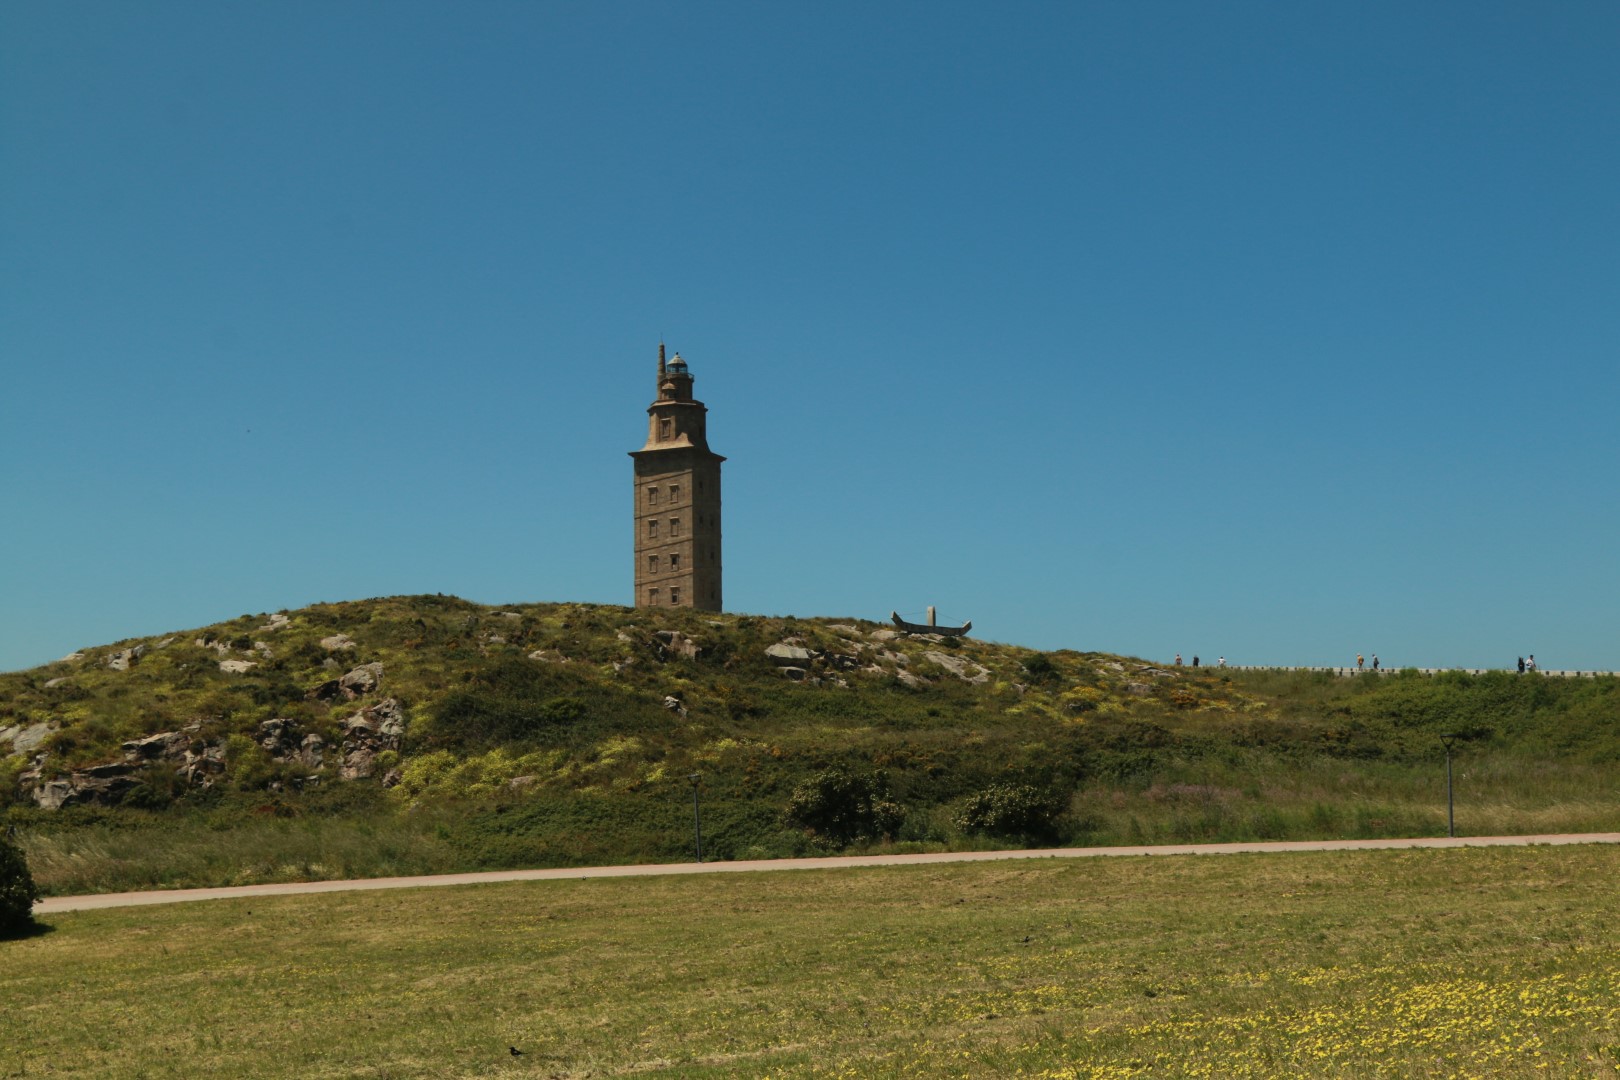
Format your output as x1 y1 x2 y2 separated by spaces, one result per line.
3 595 1618 894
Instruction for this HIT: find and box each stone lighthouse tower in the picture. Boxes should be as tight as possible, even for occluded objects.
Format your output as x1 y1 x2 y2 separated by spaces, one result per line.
630 344 724 610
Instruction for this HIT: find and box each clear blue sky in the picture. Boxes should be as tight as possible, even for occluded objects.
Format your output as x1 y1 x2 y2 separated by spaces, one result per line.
3 2 1617 673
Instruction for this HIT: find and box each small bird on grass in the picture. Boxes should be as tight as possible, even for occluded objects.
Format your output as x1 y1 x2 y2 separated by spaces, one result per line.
509 1046 524 1057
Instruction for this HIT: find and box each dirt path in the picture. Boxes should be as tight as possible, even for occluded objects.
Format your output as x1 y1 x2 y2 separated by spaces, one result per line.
36 832 1620 914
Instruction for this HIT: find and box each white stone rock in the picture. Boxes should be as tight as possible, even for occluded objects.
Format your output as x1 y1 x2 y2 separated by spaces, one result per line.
924 650 992 684
11 722 55 754
219 659 257 674
320 634 357 652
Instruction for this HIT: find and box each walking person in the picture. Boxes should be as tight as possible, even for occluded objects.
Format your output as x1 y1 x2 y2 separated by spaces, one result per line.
1174 654 1182 667
1518 656 1526 674
1192 656 1200 668
1218 656 1226 668
1357 654 1364 671
1372 654 1380 671
1527 655 1537 672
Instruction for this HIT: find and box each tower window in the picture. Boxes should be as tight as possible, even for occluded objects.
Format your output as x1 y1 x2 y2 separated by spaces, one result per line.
670 553 681 571
647 486 659 506
659 418 673 440
669 484 680 503
648 587 660 605
670 587 681 605
648 520 658 538
648 554 659 573
670 517 681 537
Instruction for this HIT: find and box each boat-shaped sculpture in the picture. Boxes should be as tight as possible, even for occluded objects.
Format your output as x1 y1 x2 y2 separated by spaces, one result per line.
889 606 972 638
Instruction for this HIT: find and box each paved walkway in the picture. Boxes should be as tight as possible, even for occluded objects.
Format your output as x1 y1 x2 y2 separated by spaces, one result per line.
36 832 1620 914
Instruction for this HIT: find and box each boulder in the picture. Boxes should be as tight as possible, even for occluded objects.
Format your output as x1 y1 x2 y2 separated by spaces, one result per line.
924 650 991 685
320 634 356 651
528 649 568 663
825 653 861 672
262 613 291 632
868 630 899 642
252 641 274 657
10 722 54 755
766 643 813 664
780 666 808 682
107 646 145 671
654 630 702 660
43 677 69 689
1126 682 1154 696
55 651 84 664
895 670 926 689
339 663 384 698
219 659 257 674
662 695 688 717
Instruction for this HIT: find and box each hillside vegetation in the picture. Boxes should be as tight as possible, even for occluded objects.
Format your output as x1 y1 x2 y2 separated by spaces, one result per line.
2 595 1617 894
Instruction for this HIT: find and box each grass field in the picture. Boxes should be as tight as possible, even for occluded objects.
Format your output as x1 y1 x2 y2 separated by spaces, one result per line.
6 845 1620 1078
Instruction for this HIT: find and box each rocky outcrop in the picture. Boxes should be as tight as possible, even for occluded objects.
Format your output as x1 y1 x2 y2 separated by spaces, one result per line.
3 722 54 755
257 719 324 769
320 634 356 651
339 698 405 780
308 662 385 702
119 724 226 788
766 643 813 664
107 646 145 671
923 650 991 685
219 659 257 674
340 663 384 697
654 630 702 661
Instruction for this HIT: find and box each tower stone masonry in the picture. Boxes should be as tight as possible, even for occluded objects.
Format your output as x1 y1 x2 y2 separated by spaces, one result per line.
630 344 724 610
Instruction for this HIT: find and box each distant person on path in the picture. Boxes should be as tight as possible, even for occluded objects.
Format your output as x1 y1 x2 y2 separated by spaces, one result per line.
1174 654 1182 666
1357 654 1364 671
1372 654 1380 671
1518 656 1526 674
1528 655 1538 672
1218 656 1226 668
1192 656 1200 668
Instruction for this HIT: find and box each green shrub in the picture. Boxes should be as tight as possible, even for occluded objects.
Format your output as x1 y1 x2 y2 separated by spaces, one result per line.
784 766 905 846
0 834 39 936
955 782 1065 841
1023 653 1058 682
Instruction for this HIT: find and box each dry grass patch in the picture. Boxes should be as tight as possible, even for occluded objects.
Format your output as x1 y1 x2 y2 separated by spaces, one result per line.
5 846 1620 1077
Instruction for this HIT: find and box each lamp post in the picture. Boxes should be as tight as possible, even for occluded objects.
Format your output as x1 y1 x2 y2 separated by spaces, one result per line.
1439 733 1460 838
688 773 703 863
